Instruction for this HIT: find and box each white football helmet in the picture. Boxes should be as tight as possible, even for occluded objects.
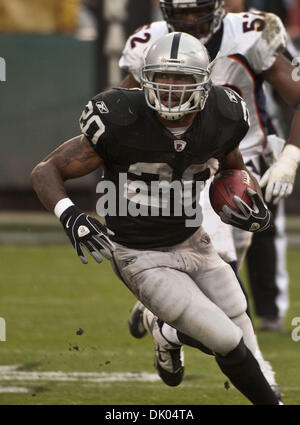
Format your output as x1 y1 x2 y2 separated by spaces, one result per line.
160 0 225 43
141 32 213 120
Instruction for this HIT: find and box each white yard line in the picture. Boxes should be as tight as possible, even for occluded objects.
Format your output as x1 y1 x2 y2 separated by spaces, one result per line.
0 365 160 384
0 387 30 393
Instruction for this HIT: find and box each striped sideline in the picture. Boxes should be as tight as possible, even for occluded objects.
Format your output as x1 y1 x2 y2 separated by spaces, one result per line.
0 365 160 394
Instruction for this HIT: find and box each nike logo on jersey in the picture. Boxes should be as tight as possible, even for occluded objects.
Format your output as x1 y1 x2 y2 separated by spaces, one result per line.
96 101 109 114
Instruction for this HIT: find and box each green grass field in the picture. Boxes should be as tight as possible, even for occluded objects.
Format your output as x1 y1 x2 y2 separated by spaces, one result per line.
0 244 299 405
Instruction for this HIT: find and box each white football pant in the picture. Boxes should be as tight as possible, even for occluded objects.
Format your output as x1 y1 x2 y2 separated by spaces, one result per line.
112 227 257 356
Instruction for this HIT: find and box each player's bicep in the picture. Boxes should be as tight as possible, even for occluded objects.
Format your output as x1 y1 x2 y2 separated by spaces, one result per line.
43 135 102 180
263 54 300 107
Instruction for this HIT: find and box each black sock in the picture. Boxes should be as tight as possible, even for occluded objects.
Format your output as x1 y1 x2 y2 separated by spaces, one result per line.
177 330 213 355
215 338 279 405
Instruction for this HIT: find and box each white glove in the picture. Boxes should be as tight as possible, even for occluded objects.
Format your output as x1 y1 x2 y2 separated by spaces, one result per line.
260 144 300 205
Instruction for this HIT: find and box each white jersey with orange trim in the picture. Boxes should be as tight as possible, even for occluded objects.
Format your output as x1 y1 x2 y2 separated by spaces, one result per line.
119 12 287 165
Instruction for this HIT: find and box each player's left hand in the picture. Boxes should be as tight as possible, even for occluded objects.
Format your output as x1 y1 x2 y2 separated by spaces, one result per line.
219 188 272 233
260 144 300 205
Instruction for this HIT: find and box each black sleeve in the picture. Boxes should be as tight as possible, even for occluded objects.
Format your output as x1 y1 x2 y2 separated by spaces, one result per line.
214 86 250 156
223 118 249 156
79 88 141 161
79 98 115 162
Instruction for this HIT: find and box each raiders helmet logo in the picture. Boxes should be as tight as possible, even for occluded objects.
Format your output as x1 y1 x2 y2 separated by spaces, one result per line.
174 140 187 152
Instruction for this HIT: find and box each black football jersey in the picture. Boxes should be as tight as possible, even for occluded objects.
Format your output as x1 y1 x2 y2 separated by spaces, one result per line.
79 86 249 249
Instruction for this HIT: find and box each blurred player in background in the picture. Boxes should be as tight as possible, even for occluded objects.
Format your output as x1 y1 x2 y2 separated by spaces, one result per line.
225 0 298 331
119 0 300 394
31 32 282 405
287 0 300 47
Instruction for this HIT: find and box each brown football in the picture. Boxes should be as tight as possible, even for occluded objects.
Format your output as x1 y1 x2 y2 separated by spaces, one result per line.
209 169 255 215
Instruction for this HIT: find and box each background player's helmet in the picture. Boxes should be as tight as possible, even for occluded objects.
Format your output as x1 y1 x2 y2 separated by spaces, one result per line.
160 0 225 43
141 32 212 120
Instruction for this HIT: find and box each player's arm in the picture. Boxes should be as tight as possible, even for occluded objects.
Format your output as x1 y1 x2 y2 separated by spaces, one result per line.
31 135 101 212
263 53 300 149
219 147 263 197
31 135 115 264
120 72 140 88
218 147 272 233
119 21 161 89
260 54 300 203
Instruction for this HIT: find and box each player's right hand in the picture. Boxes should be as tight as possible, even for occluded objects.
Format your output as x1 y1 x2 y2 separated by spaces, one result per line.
60 206 115 264
219 188 272 233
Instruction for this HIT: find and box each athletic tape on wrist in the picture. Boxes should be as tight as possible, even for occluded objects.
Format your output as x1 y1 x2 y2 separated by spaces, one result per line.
54 198 75 219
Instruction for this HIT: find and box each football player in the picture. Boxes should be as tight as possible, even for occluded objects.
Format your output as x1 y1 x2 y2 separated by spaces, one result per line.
224 0 294 331
119 0 300 269
119 0 300 392
31 32 282 404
